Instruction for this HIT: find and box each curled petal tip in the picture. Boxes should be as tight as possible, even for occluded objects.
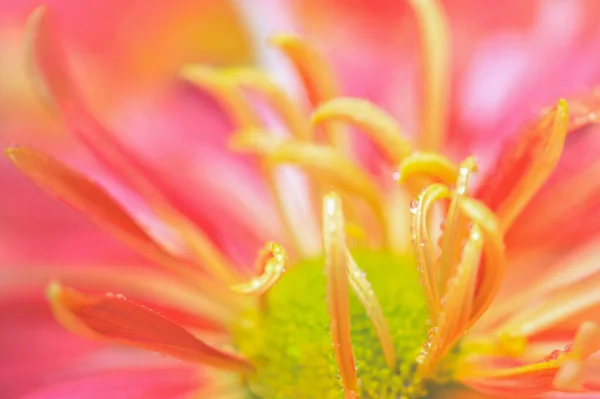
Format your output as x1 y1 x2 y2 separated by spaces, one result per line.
25 5 48 32
230 242 288 296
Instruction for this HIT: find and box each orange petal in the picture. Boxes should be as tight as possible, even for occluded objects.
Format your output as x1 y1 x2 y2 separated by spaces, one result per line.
474 100 569 232
5 147 164 258
459 355 560 397
47 282 253 373
460 323 600 396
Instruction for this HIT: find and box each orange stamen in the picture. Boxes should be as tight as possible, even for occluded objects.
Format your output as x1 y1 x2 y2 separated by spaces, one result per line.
323 193 359 398
219 68 312 141
311 97 413 163
270 34 346 149
230 242 288 296
412 183 452 318
408 0 450 151
230 129 388 244
396 151 458 195
346 251 397 369
438 157 478 296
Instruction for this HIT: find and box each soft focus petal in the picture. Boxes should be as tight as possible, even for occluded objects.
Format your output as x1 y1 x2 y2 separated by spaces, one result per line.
29 7 281 267
4 147 180 267
0 0 254 138
0 158 144 265
0 290 100 398
20 367 206 399
505 94 600 253
47 283 252 372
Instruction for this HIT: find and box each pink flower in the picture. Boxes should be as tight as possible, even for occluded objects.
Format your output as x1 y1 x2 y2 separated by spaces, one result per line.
4 1 600 398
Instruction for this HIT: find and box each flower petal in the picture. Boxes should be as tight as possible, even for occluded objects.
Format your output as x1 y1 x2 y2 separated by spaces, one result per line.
505 95 600 252
20 367 206 399
28 8 252 283
0 290 100 398
458 356 562 396
5 147 175 267
47 282 252 373
474 100 569 232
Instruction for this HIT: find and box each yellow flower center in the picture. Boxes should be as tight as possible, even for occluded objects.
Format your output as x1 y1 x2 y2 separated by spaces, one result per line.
232 250 456 399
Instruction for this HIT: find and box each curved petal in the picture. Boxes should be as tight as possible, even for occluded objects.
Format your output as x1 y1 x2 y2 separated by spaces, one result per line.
473 100 568 232
4 147 183 270
47 283 252 373
28 7 281 268
0 0 254 135
506 123 600 253
0 158 144 265
0 270 229 397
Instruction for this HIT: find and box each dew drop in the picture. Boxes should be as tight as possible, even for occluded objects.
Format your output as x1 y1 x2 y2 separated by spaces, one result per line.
427 327 439 339
410 199 419 214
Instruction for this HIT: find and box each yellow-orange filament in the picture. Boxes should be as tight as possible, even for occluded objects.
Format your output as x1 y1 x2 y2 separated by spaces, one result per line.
437 157 478 297
412 183 452 318
230 242 288 296
311 97 413 163
220 68 312 141
184 67 318 256
457 196 506 322
230 129 388 243
181 65 260 128
420 225 483 375
157 207 245 285
397 151 458 195
408 0 450 151
346 251 397 368
269 34 339 107
323 193 359 397
270 34 346 149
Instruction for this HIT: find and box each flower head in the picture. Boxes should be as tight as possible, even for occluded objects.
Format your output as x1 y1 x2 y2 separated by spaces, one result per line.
5 1 600 398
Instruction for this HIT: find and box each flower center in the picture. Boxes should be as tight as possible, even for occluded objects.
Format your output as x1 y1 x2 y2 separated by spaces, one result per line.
232 249 449 399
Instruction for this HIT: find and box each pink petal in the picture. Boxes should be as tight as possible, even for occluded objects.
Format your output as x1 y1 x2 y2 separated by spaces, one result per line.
0 290 101 398
48 283 251 372
0 160 144 265
29 8 283 266
4 147 183 270
20 367 205 399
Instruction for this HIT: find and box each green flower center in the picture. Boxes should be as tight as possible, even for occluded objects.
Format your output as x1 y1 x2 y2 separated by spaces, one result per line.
232 250 452 399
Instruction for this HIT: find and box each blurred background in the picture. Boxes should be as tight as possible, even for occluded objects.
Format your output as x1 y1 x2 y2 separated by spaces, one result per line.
3 0 600 397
